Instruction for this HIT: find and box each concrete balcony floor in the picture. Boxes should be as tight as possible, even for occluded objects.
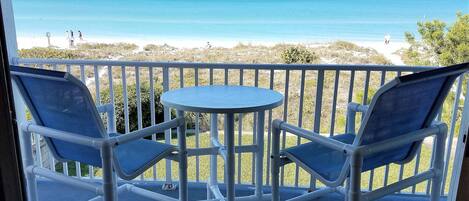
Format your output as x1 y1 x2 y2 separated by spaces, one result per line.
37 179 446 201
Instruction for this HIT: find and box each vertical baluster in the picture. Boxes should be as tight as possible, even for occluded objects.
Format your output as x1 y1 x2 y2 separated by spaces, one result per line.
345 70 355 133
413 124 423 193
209 66 214 184
280 70 290 186
330 70 340 136
148 67 157 180
396 71 405 191
121 66 130 134
135 66 144 180
90 65 100 178
180 67 184 88
94 65 100 104
76 64 86 177
348 70 355 103
209 67 214 85
381 71 390 187
121 65 130 179
107 65 115 132
80 65 86 83
194 67 200 182
362 71 374 191
46 131 56 174
265 69 275 186
237 69 244 184
225 68 228 85
251 69 258 184
62 64 71 175
162 66 173 186
440 77 464 195
63 162 69 176
310 69 324 190
294 70 306 187
178 66 184 183
34 135 42 167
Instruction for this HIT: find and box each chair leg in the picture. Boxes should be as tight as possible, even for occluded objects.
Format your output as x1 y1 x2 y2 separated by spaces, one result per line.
344 178 350 201
271 120 282 201
177 110 188 201
20 129 38 201
101 143 117 201
349 153 363 201
430 126 447 201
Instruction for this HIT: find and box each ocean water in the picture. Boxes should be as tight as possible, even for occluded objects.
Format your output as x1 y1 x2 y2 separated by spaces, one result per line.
12 0 468 43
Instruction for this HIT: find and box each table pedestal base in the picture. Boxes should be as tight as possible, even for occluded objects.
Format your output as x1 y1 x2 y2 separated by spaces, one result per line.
207 112 266 201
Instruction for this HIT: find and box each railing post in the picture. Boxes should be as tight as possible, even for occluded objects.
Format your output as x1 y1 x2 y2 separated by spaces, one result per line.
1 0 18 63
431 124 447 201
349 151 363 201
100 141 117 201
271 120 282 201
162 66 175 190
19 125 38 201
207 113 218 199
448 75 469 201
176 110 188 201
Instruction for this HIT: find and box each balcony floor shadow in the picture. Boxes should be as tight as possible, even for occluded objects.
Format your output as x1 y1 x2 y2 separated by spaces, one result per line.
37 179 446 201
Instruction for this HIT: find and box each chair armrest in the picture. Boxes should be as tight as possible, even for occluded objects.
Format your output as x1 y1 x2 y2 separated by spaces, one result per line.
21 122 104 149
112 117 185 145
356 122 448 156
346 102 369 134
347 102 369 113
96 103 116 133
272 119 354 153
96 103 114 113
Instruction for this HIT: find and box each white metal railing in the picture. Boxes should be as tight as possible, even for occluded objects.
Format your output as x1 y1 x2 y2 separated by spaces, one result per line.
15 58 469 197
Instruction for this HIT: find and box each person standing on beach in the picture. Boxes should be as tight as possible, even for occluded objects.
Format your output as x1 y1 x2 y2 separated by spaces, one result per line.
65 30 71 47
78 30 83 40
384 34 391 45
70 30 75 47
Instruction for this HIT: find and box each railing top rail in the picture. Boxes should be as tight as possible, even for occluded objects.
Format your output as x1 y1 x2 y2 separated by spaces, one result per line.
16 58 436 72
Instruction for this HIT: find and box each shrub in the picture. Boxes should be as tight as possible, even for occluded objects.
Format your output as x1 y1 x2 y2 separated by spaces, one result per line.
281 46 319 64
368 54 392 65
329 40 362 51
77 43 138 51
101 82 208 136
18 47 83 59
101 82 165 134
76 43 138 59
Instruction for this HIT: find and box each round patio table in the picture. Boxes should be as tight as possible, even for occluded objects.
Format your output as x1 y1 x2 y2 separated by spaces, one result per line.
161 85 283 201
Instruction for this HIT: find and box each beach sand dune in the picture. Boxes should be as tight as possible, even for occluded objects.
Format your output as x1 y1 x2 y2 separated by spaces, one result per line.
17 36 407 65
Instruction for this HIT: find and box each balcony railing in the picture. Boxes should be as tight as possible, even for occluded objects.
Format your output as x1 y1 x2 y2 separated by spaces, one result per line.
15 58 469 198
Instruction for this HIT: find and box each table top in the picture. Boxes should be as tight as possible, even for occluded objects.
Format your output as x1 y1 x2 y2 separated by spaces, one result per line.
161 85 284 113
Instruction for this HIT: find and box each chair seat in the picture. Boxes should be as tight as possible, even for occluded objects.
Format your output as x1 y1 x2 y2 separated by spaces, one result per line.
112 134 176 179
283 134 355 181
283 133 411 182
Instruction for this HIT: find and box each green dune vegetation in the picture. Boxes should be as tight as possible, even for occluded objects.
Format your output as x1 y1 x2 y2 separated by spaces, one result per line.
19 40 391 65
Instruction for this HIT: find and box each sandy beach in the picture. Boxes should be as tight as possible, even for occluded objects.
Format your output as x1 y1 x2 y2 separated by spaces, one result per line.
17 36 408 65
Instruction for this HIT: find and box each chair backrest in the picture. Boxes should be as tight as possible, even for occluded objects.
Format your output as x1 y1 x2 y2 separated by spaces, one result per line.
11 66 106 167
356 63 468 164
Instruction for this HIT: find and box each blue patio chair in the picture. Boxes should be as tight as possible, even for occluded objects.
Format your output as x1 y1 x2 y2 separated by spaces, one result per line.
11 66 188 201
271 63 469 201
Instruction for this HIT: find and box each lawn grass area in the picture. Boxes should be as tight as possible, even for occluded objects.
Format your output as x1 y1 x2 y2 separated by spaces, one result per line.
59 130 453 194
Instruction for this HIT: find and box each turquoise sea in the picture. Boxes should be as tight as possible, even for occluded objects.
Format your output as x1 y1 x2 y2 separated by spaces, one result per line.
12 0 468 42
